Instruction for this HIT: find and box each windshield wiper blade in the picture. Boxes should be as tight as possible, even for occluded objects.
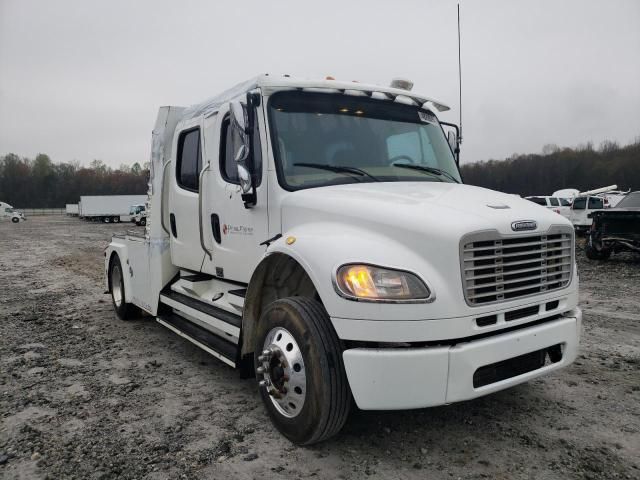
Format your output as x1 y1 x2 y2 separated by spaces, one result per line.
293 163 380 182
392 163 460 183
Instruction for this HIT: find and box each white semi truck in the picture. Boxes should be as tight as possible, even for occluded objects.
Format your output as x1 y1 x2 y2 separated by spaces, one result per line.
79 195 147 223
105 75 581 445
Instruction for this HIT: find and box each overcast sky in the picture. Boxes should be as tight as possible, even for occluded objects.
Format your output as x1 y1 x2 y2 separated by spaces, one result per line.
1 0 638 167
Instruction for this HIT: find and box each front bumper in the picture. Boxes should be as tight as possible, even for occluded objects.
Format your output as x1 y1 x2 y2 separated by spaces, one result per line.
342 309 581 410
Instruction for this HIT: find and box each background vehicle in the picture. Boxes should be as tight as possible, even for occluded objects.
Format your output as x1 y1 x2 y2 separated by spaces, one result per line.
66 203 79 216
104 75 581 445
525 196 571 218
570 195 605 233
1 201 26 223
79 195 147 223
129 204 146 224
586 191 640 260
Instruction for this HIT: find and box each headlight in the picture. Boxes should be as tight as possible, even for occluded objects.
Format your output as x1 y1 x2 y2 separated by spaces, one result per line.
334 264 432 302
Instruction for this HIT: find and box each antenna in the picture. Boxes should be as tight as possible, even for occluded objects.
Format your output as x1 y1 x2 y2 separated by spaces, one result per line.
457 3 463 143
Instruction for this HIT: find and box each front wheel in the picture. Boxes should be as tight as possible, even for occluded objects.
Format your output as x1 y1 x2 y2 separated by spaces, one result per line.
109 255 139 320
139 218 146 226
11 217 19 223
254 297 351 445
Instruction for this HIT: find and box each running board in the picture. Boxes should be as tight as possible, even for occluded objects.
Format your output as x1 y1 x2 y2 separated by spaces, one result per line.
157 313 238 367
160 289 241 340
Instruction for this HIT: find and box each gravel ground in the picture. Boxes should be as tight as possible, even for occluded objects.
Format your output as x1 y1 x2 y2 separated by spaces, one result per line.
1 216 639 480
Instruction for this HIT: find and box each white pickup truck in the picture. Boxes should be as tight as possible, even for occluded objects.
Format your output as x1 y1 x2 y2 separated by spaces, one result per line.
105 75 581 445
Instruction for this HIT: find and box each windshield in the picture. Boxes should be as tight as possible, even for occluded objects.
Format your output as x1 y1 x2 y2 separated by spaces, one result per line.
268 91 461 191
616 192 640 208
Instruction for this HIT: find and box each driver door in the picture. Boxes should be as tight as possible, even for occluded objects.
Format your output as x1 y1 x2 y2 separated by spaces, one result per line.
200 102 269 283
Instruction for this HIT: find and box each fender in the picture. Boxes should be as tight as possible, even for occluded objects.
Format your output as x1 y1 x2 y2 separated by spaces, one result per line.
105 240 134 304
258 222 447 322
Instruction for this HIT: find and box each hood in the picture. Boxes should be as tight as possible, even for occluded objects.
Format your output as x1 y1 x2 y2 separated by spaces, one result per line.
281 182 570 239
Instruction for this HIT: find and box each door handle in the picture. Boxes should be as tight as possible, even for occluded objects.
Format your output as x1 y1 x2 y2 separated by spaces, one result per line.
211 214 221 244
198 163 213 260
169 213 177 238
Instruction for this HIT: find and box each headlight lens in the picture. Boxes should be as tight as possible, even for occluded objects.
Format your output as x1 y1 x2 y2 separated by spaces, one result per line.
335 264 431 302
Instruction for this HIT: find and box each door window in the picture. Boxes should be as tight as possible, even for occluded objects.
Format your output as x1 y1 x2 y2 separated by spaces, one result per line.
176 128 202 191
549 197 559 207
588 197 604 209
572 197 587 210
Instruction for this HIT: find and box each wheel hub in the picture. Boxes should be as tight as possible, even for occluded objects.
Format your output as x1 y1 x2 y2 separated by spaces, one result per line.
257 327 306 418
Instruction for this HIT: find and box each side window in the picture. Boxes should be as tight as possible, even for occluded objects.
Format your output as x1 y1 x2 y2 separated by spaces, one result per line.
221 117 238 183
588 197 604 209
176 128 202 191
220 113 262 186
572 197 586 210
549 197 559 207
527 197 547 206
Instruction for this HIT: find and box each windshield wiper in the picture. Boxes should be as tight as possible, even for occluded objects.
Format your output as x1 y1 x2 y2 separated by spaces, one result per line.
293 163 380 182
392 163 460 184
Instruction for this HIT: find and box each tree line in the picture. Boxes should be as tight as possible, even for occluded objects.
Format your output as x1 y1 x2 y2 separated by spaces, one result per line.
0 154 148 208
460 138 640 196
1 138 638 207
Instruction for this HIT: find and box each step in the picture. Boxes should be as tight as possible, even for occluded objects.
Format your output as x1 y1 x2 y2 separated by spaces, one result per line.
157 313 238 367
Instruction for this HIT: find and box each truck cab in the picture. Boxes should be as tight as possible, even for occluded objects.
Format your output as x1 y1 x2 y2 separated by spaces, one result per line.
104 76 581 445
1 202 26 223
129 204 147 225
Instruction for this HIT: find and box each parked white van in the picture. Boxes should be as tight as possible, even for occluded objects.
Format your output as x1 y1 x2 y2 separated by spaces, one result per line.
569 195 605 232
525 196 571 218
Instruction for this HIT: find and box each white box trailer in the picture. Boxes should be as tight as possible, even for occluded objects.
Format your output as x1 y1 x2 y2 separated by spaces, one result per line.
79 195 147 223
66 204 79 216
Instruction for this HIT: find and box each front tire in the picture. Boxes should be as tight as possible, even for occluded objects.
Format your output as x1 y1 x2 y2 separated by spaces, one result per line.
11 217 19 223
109 255 139 320
254 297 351 445
139 218 146 226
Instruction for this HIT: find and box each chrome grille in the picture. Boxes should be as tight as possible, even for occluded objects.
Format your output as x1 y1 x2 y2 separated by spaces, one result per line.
461 228 573 306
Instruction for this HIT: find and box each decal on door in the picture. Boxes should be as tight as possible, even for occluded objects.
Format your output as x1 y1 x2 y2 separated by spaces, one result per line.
223 224 254 236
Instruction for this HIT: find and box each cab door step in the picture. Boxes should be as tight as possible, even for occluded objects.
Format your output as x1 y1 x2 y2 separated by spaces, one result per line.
160 289 241 331
157 313 237 367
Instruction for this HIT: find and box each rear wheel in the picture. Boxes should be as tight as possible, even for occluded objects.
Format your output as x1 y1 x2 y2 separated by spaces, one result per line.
254 297 351 445
104 217 110 223
112 216 120 223
109 255 139 320
11 217 19 223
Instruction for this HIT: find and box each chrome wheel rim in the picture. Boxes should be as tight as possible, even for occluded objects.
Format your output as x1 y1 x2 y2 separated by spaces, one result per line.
111 264 123 307
257 327 306 418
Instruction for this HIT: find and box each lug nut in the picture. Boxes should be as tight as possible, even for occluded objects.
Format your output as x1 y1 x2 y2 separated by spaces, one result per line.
256 366 265 374
257 355 266 362
262 349 271 356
